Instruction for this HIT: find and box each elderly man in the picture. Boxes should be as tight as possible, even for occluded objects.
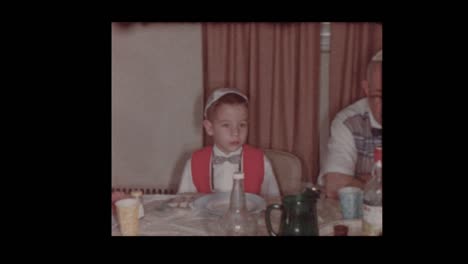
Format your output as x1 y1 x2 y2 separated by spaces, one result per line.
318 50 382 199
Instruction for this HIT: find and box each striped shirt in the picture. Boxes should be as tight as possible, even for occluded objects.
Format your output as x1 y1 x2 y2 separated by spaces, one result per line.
318 98 381 185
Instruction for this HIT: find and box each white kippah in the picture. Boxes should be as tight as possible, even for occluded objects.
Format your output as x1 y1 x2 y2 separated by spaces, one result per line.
372 50 382 62
204 88 248 118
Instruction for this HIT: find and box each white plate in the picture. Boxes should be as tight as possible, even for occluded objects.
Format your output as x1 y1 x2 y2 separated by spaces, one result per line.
191 192 266 216
164 194 199 209
319 219 363 236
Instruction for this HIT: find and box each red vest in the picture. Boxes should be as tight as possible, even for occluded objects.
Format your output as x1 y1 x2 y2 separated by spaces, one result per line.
191 144 264 194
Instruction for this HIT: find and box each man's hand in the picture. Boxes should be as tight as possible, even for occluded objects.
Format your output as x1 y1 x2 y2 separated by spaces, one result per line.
356 173 372 183
324 173 368 199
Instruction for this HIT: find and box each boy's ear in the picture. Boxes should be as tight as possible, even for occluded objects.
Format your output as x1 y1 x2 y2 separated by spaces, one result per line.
203 119 214 136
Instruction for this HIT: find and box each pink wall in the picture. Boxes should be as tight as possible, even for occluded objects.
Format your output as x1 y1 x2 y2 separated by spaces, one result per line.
112 23 203 191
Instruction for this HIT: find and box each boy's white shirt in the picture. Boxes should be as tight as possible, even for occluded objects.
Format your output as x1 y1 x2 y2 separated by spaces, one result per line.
177 144 280 197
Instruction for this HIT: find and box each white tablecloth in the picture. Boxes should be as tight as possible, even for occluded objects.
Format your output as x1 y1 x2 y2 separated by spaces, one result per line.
112 193 343 236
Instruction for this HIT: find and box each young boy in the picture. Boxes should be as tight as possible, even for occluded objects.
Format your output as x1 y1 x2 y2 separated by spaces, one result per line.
177 88 280 197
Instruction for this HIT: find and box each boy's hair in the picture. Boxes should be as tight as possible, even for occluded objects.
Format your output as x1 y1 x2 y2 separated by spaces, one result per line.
205 93 249 121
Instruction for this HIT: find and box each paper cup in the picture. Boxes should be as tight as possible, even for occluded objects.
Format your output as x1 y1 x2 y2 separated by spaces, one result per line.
338 187 363 219
115 198 139 236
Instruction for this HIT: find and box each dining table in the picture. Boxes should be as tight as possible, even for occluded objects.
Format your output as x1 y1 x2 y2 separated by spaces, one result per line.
111 192 348 236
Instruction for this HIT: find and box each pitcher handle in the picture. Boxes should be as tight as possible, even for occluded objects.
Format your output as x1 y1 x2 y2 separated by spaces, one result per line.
265 203 283 236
